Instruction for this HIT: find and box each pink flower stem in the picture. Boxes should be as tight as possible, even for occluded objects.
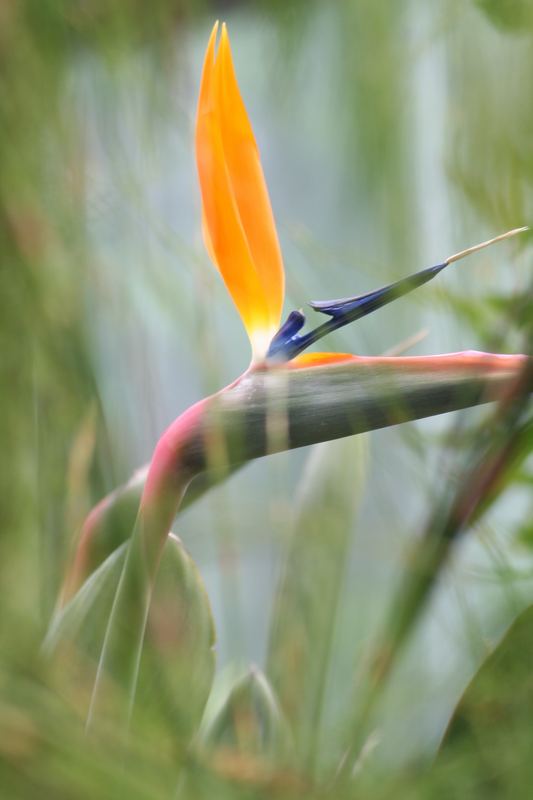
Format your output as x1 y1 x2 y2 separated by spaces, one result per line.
86 393 219 730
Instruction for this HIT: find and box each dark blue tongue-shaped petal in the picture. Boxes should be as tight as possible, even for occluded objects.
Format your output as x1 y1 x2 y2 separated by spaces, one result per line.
266 227 528 363
266 309 306 357
308 261 447 319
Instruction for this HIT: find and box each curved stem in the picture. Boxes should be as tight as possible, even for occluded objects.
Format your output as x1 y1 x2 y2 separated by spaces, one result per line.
63 352 531 609
86 397 212 731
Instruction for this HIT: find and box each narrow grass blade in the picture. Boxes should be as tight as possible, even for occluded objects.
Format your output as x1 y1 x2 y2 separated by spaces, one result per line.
267 435 367 773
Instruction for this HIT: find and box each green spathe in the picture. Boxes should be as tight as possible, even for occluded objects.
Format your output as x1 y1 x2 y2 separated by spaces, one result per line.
64 351 531 599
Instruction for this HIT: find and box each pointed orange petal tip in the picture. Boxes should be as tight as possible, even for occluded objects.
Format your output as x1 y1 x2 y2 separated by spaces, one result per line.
195 24 285 362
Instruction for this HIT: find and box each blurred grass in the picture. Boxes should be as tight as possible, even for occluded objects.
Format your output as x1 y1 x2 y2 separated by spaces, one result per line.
267 435 368 775
0 0 532 796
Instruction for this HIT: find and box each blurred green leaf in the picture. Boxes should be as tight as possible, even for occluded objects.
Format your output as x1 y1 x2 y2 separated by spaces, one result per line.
515 518 533 548
201 667 289 759
45 533 215 746
267 435 367 770
439 602 533 790
137 533 216 742
475 0 533 32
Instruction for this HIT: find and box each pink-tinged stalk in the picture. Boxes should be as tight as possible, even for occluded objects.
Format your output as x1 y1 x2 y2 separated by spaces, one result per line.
60 495 114 606
63 350 531 610
85 370 250 728
77 349 531 730
137 397 211 577
85 393 221 729
136 368 246 577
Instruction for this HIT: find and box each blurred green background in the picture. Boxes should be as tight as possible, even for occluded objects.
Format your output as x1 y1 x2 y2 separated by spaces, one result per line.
1 0 532 796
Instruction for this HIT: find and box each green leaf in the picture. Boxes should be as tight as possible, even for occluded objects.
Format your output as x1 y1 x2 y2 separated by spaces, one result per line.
475 0 533 32
45 534 215 746
438 603 533 787
201 667 289 760
267 435 367 769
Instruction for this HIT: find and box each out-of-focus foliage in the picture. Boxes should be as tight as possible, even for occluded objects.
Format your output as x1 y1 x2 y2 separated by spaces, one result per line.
201 667 288 758
0 0 532 797
476 0 533 32
267 435 367 772
440 601 533 787
45 533 215 747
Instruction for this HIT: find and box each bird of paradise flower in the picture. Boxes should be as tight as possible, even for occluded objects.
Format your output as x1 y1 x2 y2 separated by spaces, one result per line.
196 22 526 368
63 23 529 728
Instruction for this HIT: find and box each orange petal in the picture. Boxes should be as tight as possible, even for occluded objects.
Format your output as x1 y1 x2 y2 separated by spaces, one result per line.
289 350 529 373
196 23 285 359
289 352 359 369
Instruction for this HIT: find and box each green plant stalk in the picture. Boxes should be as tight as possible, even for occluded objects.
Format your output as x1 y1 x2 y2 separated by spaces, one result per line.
64 352 531 603
85 353 532 732
60 461 244 606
